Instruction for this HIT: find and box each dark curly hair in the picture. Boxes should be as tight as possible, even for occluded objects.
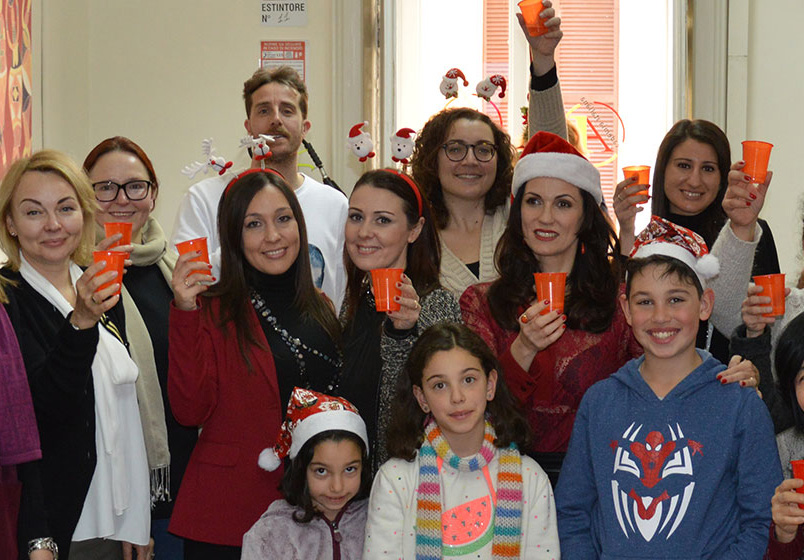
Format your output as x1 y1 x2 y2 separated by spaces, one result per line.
486 186 621 332
651 119 731 245
386 323 531 460
281 430 371 523
411 108 516 230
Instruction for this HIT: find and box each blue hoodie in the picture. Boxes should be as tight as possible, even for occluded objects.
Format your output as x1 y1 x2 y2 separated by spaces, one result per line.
555 351 781 559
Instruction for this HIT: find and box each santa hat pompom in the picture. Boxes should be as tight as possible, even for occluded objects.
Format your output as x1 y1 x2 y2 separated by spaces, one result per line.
258 447 282 472
696 253 720 281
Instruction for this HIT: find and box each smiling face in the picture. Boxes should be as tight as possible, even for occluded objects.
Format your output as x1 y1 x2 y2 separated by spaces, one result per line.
307 438 363 521
345 183 423 272
520 177 584 272
413 347 497 457
622 263 713 366
244 82 311 165
437 118 497 205
5 171 84 274
87 150 155 240
241 185 300 275
662 138 721 216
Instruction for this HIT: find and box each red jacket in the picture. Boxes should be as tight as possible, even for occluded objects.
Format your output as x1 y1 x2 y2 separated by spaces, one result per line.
168 298 282 546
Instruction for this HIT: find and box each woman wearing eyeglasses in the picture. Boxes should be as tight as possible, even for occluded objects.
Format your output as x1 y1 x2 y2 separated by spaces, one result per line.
83 137 197 560
410 1 565 299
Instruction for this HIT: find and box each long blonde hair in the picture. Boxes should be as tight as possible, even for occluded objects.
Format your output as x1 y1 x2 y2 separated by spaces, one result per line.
0 150 98 271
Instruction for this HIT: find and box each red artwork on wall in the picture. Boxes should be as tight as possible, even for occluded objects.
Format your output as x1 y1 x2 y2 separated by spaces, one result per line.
0 0 31 177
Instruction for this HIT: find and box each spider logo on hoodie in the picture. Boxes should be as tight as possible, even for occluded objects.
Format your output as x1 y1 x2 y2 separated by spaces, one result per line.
609 421 703 542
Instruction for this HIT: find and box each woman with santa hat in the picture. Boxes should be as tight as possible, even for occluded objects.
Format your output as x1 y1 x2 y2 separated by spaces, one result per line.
460 131 763 487
411 0 567 300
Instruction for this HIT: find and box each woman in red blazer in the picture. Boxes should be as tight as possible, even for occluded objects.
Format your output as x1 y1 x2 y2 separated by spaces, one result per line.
168 169 342 560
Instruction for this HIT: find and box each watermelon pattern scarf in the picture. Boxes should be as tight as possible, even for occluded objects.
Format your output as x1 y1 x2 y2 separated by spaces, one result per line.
415 417 523 559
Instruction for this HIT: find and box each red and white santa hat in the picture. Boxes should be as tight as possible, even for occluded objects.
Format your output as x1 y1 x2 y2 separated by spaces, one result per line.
393 127 416 140
630 215 720 287
445 67 468 86
512 131 602 205
258 387 368 472
349 121 369 138
489 75 507 97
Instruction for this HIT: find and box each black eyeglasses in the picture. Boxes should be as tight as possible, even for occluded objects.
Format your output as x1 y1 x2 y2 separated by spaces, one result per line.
441 140 497 162
92 180 152 202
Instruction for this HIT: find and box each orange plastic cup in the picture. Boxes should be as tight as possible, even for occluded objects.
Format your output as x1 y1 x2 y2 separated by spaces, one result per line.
93 250 126 296
742 140 773 184
533 272 567 315
622 165 651 198
753 274 785 317
370 268 404 312
175 237 212 276
791 460 804 508
104 222 133 248
518 0 548 37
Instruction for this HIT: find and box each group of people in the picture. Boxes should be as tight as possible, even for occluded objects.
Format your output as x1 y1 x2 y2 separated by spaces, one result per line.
4 2 804 559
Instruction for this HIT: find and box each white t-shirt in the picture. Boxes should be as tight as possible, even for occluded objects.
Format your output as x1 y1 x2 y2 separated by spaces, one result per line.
171 172 347 311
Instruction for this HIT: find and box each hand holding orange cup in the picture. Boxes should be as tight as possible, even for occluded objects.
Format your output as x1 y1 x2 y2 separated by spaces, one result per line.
791 460 804 509
533 272 566 315
175 237 212 277
104 222 133 249
622 166 651 198
753 273 785 317
370 268 404 312
93 250 126 296
518 0 549 37
741 140 773 184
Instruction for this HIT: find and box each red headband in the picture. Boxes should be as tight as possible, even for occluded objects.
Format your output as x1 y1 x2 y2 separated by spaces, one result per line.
385 169 423 217
224 168 286 197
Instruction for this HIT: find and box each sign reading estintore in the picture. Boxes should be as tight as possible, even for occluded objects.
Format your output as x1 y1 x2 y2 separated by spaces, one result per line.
260 1 307 26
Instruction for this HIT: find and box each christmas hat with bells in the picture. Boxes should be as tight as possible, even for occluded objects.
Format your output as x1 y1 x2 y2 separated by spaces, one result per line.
630 215 720 288
258 387 369 471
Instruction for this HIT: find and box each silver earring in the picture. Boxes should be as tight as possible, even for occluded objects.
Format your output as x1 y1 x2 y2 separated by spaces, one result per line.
422 405 430 413
9 231 16 237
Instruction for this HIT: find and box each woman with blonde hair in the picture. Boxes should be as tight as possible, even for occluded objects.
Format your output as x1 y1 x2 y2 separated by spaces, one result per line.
1 150 150 559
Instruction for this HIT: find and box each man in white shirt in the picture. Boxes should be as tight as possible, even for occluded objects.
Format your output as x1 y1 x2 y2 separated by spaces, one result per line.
172 66 347 310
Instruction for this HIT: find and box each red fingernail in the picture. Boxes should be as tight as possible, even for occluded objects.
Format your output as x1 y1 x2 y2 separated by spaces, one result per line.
744 175 751 181
543 299 549 305
561 314 567 321
716 374 722 380
721 378 727 384
749 193 757 200
561 324 567 330
745 201 751 206
740 381 746 387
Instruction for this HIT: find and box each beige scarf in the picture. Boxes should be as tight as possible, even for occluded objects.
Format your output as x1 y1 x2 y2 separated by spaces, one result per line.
96 217 175 505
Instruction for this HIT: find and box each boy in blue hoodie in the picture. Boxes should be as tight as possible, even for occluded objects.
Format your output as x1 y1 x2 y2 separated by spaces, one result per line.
555 216 782 559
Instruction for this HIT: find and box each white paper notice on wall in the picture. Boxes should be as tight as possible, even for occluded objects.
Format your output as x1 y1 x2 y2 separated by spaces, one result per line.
260 1 308 26
261 41 307 81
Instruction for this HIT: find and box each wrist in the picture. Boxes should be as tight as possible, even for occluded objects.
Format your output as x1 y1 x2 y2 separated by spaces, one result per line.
729 220 757 242
511 335 537 369
774 523 799 544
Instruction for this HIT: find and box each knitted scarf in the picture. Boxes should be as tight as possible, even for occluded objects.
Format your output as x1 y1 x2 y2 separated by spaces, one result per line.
416 418 523 559
95 217 175 504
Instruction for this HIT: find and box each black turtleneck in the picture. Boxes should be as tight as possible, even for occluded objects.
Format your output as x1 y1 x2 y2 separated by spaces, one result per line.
246 262 341 410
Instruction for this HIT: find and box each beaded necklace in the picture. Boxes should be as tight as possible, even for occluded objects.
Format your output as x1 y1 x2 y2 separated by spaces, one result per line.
250 289 342 393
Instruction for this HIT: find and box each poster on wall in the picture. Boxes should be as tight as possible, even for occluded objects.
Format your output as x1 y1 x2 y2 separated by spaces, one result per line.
260 1 307 26
0 0 31 177
260 41 306 81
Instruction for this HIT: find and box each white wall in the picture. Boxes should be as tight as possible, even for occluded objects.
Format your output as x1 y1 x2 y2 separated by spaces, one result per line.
744 0 804 279
36 0 339 238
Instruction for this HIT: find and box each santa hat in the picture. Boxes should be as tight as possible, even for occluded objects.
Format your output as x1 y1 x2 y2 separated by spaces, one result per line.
512 131 602 205
630 216 720 287
349 121 368 138
393 127 416 139
258 387 368 472
445 67 468 86
489 75 507 98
